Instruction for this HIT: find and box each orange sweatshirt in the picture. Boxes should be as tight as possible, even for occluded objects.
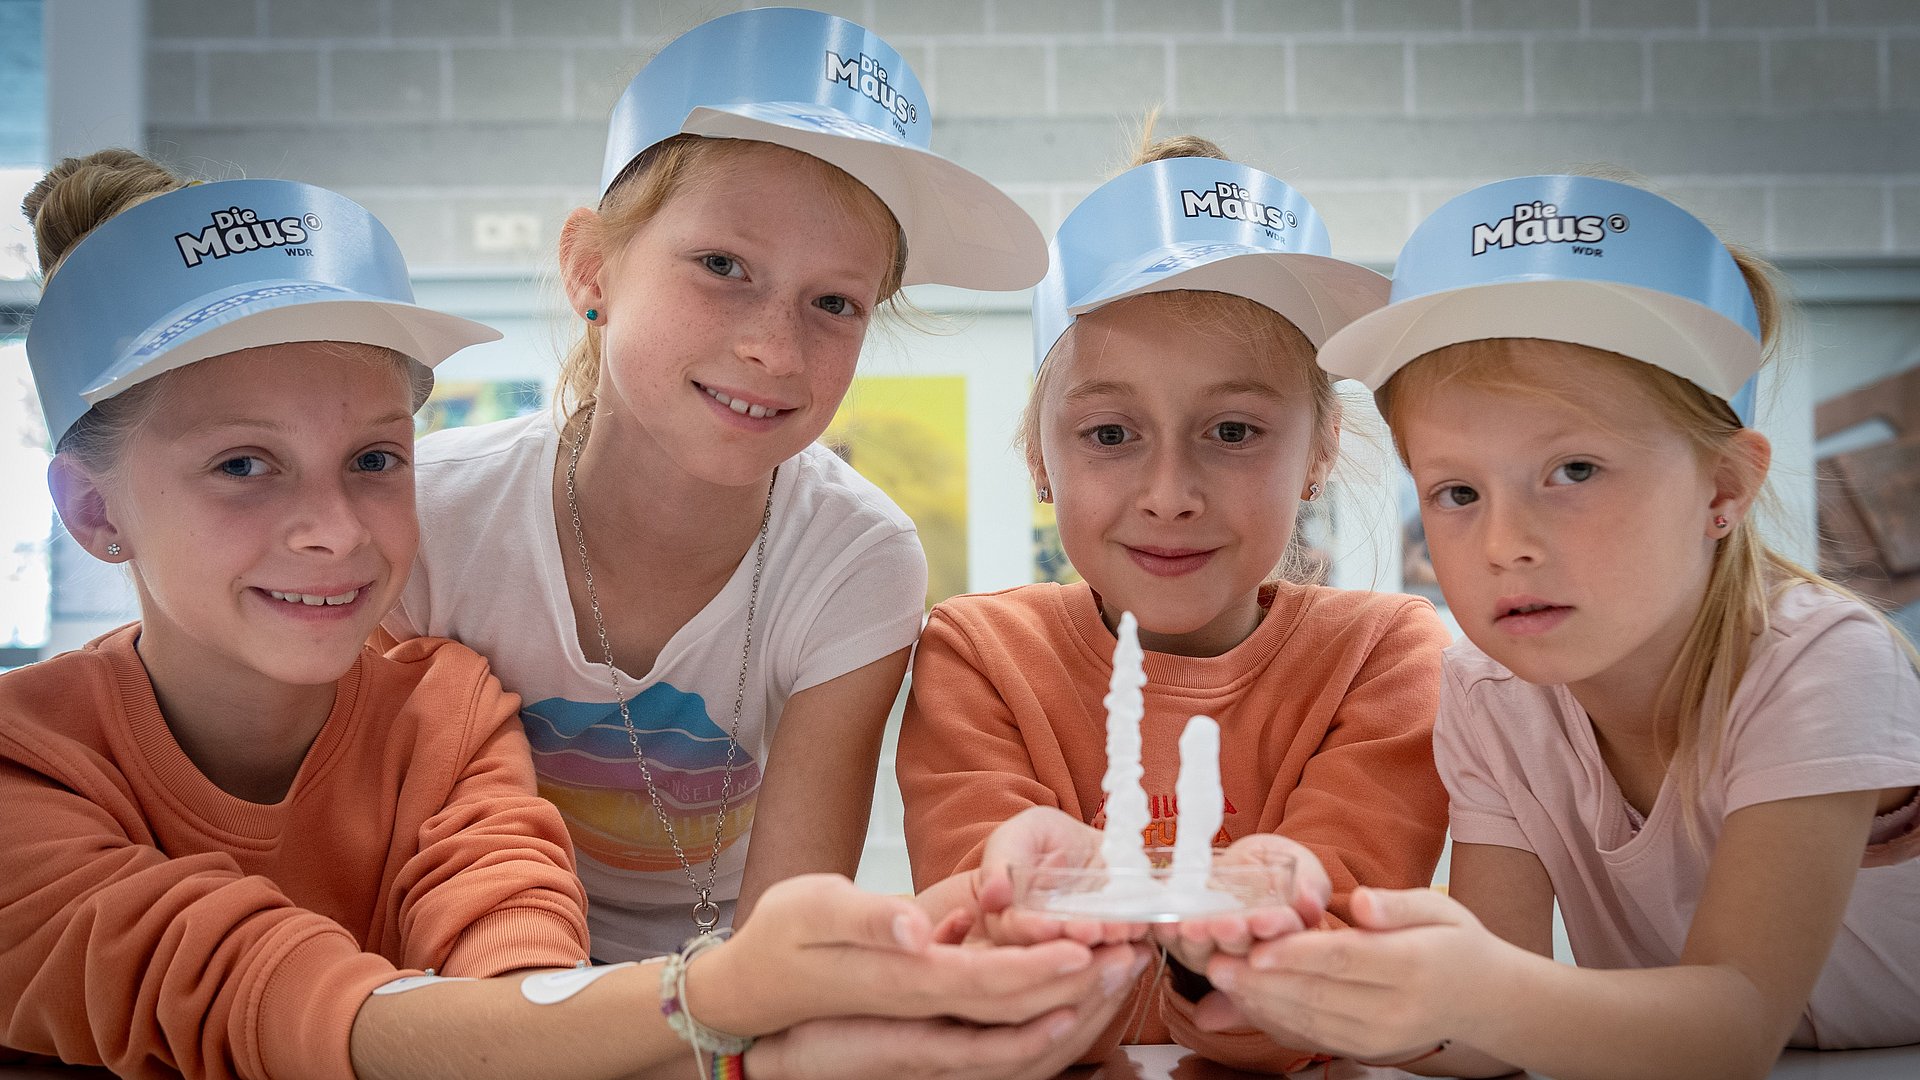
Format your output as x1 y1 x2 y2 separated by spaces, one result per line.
0 626 589 1080
897 581 1450 1073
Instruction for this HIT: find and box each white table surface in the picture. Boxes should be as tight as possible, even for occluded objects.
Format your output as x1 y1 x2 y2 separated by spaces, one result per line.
1085 1043 1920 1079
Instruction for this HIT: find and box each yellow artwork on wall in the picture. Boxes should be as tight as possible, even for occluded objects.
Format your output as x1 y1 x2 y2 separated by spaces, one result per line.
823 375 967 608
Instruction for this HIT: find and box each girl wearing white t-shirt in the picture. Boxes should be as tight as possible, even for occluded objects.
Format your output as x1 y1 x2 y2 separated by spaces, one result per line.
383 9 1047 961
1193 176 1920 1078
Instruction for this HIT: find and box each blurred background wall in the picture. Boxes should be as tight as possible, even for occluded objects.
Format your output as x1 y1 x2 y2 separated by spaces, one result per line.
4 0 1917 896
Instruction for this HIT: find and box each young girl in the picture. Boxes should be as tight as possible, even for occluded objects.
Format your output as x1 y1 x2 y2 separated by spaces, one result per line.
1205 174 1920 1078
895 131 1455 1073
380 6 1047 962
2 150 1139 1080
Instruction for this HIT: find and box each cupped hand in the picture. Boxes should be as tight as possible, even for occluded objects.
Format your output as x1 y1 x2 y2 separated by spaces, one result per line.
1196 885 1495 1062
1152 833 1331 972
691 872 1142 1036
746 938 1150 1080
932 806 1151 948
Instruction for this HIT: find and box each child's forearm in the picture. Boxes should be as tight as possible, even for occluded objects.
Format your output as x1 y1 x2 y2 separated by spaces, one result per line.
348 963 691 1080
1449 946 1780 1080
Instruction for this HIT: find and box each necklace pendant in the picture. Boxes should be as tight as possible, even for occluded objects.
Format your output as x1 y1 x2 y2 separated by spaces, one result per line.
692 896 722 934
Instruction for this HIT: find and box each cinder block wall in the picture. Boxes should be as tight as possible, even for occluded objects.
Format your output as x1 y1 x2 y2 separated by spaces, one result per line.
145 0 1920 273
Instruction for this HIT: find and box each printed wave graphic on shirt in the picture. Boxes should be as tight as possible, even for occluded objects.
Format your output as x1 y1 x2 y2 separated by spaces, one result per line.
523 684 761 873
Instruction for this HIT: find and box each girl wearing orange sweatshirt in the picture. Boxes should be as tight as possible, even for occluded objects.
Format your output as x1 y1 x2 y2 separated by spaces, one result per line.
2 150 1134 1080
897 129 1454 1075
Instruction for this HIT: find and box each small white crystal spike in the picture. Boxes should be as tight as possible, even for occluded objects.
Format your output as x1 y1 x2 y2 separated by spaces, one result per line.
1169 715 1222 894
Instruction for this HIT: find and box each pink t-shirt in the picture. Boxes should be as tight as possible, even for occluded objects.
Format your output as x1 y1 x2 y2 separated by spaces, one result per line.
1435 584 1920 1049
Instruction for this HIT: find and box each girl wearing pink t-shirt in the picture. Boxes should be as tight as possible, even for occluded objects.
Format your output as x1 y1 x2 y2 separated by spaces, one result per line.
1187 176 1920 1078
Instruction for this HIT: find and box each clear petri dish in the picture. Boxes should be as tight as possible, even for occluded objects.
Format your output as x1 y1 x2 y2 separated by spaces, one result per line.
1010 846 1295 923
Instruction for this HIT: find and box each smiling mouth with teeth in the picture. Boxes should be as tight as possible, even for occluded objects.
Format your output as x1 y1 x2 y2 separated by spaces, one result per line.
266 588 360 607
701 384 787 419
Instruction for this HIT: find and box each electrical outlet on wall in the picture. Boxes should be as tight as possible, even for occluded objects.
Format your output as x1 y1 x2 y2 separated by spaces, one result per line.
472 212 541 253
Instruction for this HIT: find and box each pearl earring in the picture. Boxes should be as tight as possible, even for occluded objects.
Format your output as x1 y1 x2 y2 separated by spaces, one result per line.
106 543 121 556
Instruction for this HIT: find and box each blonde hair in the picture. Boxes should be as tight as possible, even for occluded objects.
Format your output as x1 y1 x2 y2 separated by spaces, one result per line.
1377 246 1920 838
24 149 193 476
555 135 908 422
1017 124 1342 582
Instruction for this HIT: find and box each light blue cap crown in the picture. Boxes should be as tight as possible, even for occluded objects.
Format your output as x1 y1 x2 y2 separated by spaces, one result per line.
599 6 1045 291
1317 175 1761 420
25 178 499 447
1033 156 1388 371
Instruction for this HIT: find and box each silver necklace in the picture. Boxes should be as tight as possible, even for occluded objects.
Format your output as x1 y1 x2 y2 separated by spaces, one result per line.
564 405 773 934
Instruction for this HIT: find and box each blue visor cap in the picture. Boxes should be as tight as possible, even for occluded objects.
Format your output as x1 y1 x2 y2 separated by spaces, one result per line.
1317 175 1761 420
1033 156 1388 372
600 6 1045 292
26 178 500 446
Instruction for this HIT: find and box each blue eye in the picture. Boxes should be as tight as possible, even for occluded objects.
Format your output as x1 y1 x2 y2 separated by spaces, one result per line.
355 450 400 473
1550 461 1596 484
218 456 265 478
816 295 852 316
1433 484 1477 509
702 253 742 278
1214 421 1253 443
1091 424 1128 447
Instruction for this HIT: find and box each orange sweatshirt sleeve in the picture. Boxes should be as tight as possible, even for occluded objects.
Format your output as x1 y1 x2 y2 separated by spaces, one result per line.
0 749 399 1080
386 646 589 978
0 638 590 1080
1159 597 1451 1072
897 604 1065 891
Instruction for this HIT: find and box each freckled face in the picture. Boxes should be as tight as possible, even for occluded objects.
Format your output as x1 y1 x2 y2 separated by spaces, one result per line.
590 144 895 488
109 344 419 691
1037 296 1322 657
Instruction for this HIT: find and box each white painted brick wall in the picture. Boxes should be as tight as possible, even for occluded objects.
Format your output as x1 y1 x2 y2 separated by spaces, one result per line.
141 0 1920 269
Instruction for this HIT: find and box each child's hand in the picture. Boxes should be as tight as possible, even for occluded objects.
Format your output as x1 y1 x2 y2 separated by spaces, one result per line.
746 942 1154 1080
690 873 1136 1036
973 806 1149 947
1197 885 1495 1063
1152 833 1331 972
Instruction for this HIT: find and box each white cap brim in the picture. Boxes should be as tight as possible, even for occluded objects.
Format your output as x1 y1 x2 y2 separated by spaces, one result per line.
685 105 1047 292
84 296 502 410
1071 250 1390 349
1317 278 1761 398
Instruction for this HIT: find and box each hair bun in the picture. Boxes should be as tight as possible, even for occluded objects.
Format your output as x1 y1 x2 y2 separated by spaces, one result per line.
23 149 188 276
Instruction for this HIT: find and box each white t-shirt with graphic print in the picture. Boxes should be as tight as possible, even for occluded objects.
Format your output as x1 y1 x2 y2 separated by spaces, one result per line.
385 412 927 961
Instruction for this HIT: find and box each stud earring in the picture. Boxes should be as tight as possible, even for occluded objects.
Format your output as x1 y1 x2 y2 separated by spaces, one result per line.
584 308 599 322
1714 514 1730 531
106 543 121 557
1305 482 1322 502
1036 486 1050 503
